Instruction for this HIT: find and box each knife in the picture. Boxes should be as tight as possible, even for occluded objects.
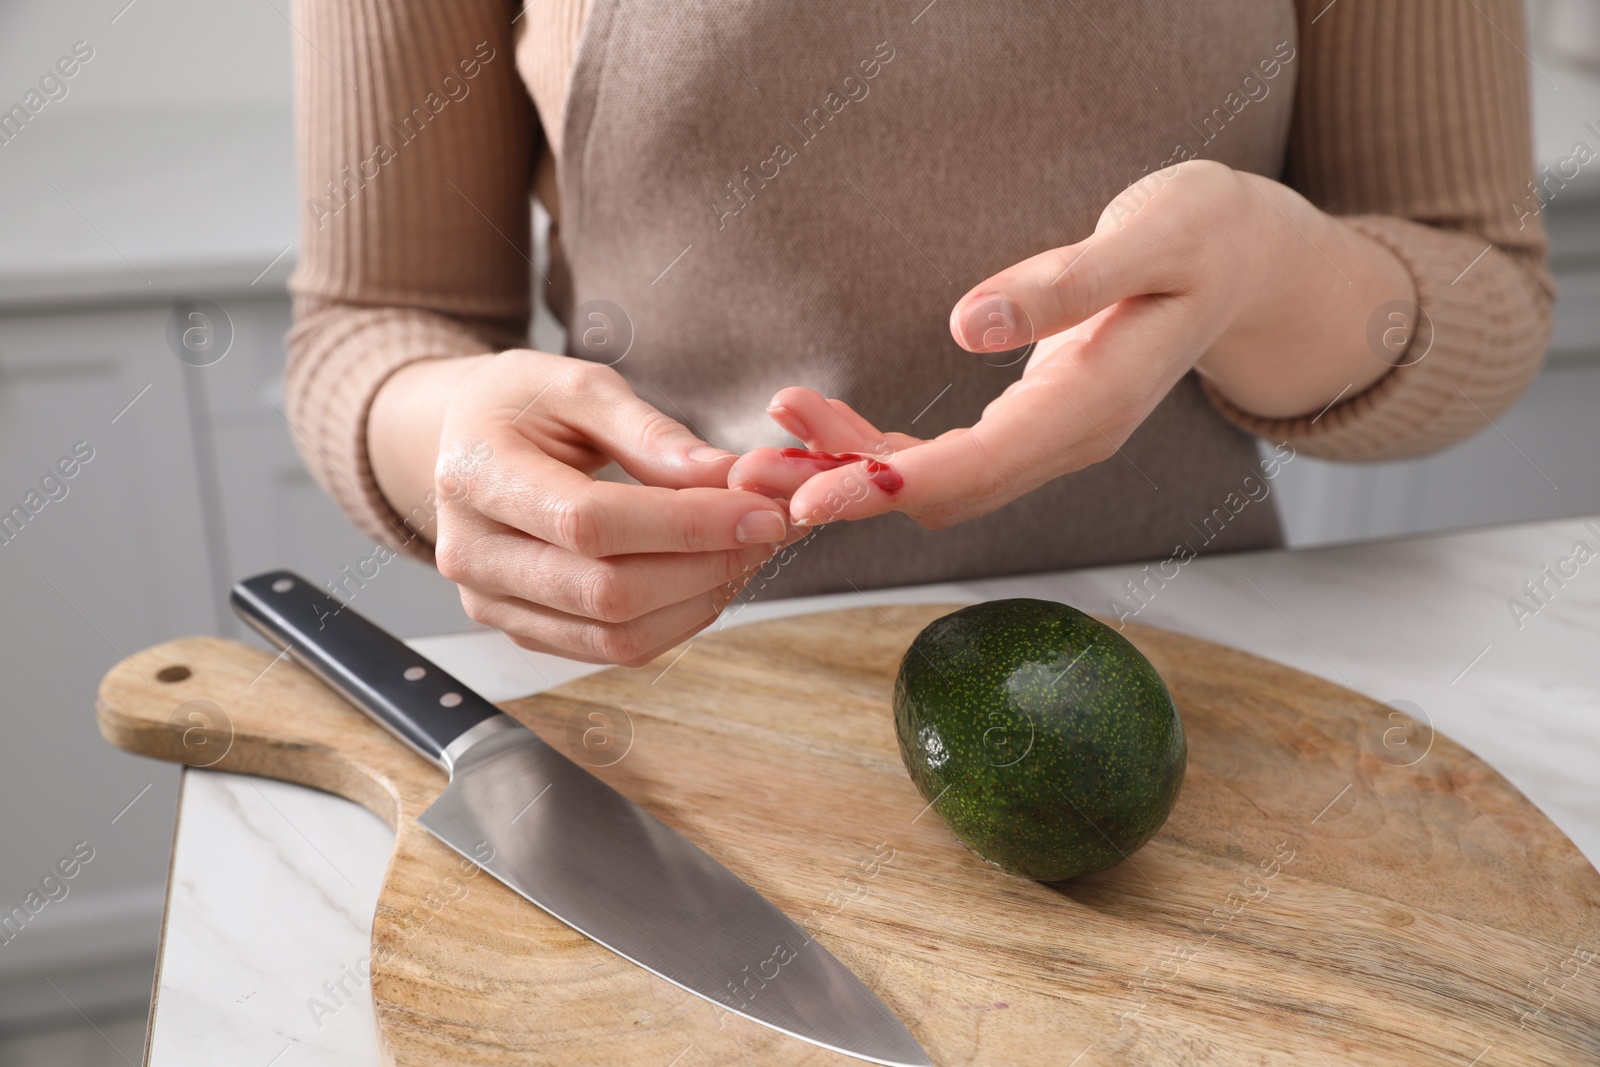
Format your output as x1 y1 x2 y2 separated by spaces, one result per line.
231 570 931 1067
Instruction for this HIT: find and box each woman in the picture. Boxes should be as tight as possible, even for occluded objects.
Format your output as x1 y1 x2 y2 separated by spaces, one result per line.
285 0 1551 665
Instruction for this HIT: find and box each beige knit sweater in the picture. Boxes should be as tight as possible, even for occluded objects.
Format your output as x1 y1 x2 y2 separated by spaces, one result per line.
285 0 1553 551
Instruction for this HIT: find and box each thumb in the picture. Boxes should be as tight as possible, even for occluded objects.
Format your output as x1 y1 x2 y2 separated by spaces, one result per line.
947 170 1191 356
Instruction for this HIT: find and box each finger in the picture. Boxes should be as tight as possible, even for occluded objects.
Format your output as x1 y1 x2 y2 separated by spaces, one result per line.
728 445 921 500
763 388 822 444
442 423 794 556
727 447 887 499
790 296 1196 526
765 388 923 452
735 391 922 497
462 580 742 666
766 388 874 452
948 171 1197 355
520 360 739 490
439 519 801 624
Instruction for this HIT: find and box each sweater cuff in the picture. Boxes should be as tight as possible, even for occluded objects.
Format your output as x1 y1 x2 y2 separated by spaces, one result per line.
283 306 520 559
1202 214 1552 462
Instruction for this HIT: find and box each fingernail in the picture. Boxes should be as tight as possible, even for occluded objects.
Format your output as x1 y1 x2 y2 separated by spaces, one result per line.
955 293 1028 352
766 404 809 439
735 510 787 543
690 445 735 463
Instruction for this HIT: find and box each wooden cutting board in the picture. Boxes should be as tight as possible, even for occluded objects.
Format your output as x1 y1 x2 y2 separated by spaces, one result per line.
98 606 1600 1066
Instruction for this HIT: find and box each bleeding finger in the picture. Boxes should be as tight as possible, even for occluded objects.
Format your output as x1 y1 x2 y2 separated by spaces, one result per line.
729 446 903 500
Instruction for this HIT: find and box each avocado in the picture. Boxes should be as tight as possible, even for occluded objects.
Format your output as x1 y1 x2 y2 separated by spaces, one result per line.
894 599 1185 881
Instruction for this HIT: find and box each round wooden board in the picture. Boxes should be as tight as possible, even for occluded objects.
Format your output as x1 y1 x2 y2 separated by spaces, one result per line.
99 606 1600 1066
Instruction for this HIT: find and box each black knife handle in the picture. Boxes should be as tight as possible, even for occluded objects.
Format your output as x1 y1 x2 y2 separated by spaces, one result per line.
230 570 501 770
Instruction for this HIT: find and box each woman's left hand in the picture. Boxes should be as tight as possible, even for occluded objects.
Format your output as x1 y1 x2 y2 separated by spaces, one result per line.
728 159 1414 529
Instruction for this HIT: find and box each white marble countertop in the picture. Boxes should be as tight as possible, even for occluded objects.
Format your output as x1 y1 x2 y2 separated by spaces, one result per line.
142 513 1600 1065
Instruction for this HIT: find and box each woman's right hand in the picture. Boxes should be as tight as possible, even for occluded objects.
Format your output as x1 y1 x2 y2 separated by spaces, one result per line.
368 349 797 665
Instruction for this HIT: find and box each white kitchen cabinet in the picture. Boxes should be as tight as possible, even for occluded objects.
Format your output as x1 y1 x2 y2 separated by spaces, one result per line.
1271 360 1600 546
0 292 474 1031
0 306 207 1022
181 295 468 642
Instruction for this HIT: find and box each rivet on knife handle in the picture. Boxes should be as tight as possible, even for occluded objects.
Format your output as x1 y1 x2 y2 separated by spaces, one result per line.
230 570 503 769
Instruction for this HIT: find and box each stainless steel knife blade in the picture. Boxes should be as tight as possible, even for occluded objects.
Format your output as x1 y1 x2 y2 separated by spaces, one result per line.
231 570 931 1067
423 716 929 1065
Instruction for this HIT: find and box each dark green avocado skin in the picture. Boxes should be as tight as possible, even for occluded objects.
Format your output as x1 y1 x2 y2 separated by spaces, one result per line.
894 599 1186 882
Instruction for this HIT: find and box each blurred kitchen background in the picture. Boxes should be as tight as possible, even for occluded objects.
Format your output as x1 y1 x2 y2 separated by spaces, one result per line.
1 0 1598 1062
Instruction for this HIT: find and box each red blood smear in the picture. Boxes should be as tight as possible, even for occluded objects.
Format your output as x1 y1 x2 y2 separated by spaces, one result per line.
776 448 871 466
863 459 904 495
776 449 902 495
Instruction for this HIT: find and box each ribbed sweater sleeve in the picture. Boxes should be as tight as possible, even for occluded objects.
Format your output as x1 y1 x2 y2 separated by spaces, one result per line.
284 0 535 550
1204 0 1555 459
